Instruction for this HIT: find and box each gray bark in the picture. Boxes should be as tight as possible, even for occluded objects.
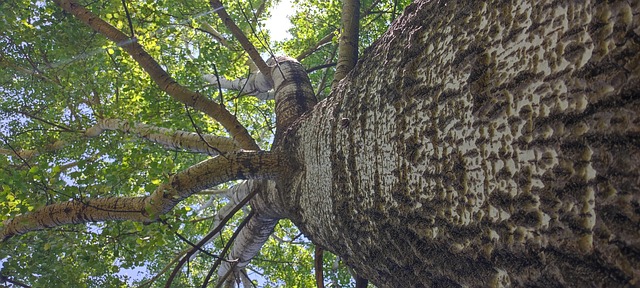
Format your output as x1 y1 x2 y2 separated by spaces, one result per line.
265 0 640 286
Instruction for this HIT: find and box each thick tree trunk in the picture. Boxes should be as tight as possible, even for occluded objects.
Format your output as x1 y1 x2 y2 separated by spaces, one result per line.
268 0 640 286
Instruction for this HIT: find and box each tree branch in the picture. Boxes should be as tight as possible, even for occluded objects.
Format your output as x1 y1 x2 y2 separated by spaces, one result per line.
306 62 336 73
217 210 278 280
0 139 66 161
0 118 240 163
0 275 31 288
296 31 336 62
315 246 325 288
52 0 259 151
200 211 255 288
165 189 260 287
332 0 360 89
0 151 280 241
209 0 270 77
86 118 242 155
202 72 274 100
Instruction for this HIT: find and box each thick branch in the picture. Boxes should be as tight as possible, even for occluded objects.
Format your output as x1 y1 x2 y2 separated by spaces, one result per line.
86 118 241 155
218 211 278 280
0 151 280 241
53 0 259 150
209 0 270 76
1 119 240 163
332 0 360 89
270 57 317 143
203 72 274 100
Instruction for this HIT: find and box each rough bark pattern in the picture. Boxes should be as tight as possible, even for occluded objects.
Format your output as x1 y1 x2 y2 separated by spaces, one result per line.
278 0 640 286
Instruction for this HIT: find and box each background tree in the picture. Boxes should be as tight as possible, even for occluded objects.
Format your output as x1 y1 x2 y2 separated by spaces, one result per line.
2 0 640 287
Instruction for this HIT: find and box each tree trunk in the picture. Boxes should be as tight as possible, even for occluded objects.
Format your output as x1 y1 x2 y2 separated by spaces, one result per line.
265 0 640 286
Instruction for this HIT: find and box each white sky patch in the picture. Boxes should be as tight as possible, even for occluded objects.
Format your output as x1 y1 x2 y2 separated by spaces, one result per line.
264 0 295 42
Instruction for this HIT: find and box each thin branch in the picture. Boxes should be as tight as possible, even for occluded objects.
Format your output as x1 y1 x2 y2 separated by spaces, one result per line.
209 0 270 76
363 0 383 16
185 106 226 157
160 219 220 259
237 0 276 63
316 44 338 97
307 62 336 73
164 189 260 287
120 0 135 37
0 55 60 84
52 0 259 151
14 109 75 133
137 249 188 288
0 275 32 288
239 269 256 288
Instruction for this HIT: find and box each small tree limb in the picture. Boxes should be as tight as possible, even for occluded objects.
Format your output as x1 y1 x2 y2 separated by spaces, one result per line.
199 22 232 48
315 246 325 288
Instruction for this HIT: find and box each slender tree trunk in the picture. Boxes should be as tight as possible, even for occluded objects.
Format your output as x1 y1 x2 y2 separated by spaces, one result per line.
265 0 640 286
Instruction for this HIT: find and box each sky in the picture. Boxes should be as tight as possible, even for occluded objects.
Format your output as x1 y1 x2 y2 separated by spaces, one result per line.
263 0 295 42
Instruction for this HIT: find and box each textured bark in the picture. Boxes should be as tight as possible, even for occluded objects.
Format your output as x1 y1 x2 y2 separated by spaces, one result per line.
268 0 640 286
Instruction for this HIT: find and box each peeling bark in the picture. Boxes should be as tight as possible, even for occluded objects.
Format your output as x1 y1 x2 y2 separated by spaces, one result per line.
268 0 640 286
